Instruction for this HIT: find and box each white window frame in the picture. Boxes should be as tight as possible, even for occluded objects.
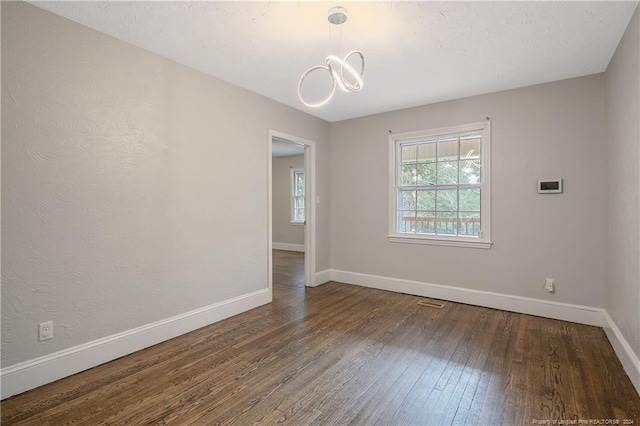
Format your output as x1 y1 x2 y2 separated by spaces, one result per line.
290 168 305 224
388 121 492 249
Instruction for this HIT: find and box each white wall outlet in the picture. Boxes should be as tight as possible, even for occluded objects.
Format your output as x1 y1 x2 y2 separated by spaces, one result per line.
544 278 555 293
39 321 53 341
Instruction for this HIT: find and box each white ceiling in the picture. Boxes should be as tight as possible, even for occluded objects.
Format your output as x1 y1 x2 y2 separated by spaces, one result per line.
272 139 305 157
32 1 638 122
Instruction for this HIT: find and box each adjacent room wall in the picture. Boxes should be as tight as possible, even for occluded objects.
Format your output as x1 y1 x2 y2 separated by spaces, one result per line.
330 74 606 309
1 2 330 369
272 155 305 249
604 4 640 387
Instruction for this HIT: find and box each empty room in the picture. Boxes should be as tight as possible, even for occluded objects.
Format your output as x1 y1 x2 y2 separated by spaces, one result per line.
2 1 640 424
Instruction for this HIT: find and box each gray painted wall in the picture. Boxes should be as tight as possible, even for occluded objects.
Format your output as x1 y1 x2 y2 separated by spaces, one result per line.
605 5 640 359
1 2 330 367
272 155 305 246
330 74 606 308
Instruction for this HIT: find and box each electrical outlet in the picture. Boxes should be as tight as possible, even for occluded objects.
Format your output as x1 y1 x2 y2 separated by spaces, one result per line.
39 321 53 341
544 278 555 293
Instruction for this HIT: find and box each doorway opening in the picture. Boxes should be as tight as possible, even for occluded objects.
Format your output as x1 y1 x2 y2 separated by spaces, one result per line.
268 130 316 297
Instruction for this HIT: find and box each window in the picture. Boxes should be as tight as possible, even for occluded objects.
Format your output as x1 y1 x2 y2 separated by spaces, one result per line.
388 121 492 248
291 168 305 224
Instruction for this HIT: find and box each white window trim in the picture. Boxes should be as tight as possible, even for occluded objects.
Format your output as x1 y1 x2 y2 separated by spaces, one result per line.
387 120 492 249
290 168 305 225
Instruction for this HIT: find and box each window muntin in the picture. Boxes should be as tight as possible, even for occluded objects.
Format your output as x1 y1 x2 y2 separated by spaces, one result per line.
389 122 491 248
291 169 305 223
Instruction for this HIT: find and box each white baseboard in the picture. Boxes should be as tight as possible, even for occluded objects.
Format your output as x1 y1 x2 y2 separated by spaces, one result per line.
273 242 305 252
313 269 331 287
602 310 640 395
5 271 631 399
0 288 271 400
330 269 603 327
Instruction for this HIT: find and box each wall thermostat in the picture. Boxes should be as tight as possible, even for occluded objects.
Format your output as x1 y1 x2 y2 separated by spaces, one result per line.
538 179 563 194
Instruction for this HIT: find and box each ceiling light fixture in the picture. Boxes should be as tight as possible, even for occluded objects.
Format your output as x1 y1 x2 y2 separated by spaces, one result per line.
297 6 365 108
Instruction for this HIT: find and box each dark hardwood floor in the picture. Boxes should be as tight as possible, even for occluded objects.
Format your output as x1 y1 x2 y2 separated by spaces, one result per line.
2 249 639 424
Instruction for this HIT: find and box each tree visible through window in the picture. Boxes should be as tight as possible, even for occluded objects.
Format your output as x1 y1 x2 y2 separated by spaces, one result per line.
389 121 492 248
291 169 305 223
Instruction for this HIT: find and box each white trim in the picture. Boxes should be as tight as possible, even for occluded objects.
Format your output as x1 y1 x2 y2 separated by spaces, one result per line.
272 242 305 252
0 289 271 400
388 235 492 249
389 121 494 141
268 130 317 289
267 133 274 294
304 143 317 289
329 269 603 327
388 120 492 248
602 310 640 395
313 269 332 287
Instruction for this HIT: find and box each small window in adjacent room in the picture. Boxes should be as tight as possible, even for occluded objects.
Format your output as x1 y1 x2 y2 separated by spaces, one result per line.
291 168 305 224
388 121 492 249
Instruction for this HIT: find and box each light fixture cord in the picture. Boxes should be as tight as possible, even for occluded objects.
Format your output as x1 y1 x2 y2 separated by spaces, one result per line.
328 18 333 56
339 20 344 59
328 14 344 58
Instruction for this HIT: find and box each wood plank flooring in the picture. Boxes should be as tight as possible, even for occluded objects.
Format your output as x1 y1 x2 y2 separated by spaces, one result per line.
2 249 639 425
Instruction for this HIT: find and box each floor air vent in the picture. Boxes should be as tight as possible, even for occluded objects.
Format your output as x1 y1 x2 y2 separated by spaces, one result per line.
417 300 445 309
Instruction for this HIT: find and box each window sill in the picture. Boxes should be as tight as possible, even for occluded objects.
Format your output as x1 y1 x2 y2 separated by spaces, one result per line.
387 234 493 249
291 221 305 226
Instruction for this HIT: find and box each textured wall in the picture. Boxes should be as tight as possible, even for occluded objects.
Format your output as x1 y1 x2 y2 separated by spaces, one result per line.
331 74 606 307
272 155 305 246
1 2 330 368
605 5 640 357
